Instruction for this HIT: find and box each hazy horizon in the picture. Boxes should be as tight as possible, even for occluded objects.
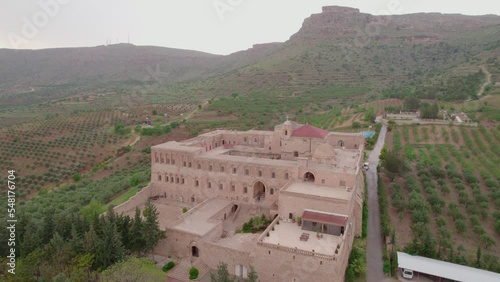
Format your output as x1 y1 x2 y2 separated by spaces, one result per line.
1 0 499 55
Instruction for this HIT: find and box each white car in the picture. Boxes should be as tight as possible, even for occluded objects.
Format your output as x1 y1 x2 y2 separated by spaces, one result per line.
363 162 369 170
401 268 414 279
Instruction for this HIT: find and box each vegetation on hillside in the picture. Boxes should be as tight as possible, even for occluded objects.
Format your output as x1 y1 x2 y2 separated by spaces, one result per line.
0 167 166 281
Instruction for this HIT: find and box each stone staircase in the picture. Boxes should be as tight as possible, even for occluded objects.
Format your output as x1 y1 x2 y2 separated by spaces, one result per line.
223 205 254 236
167 259 210 282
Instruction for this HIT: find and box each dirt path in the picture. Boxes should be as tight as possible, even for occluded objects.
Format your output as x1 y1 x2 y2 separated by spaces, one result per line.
125 129 141 147
477 65 492 98
366 121 388 282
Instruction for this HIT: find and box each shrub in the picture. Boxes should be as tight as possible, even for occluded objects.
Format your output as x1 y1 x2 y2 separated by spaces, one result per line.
189 267 199 280
383 259 391 274
163 261 176 272
345 267 355 282
455 219 466 233
72 173 81 182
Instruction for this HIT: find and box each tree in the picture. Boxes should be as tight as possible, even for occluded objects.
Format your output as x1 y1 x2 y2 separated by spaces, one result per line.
68 254 95 282
352 121 361 129
247 266 258 282
476 247 482 268
73 173 81 182
20 221 42 257
142 199 166 257
404 97 420 112
382 150 406 179
364 108 376 122
479 234 496 250
420 102 439 119
100 256 165 282
95 220 125 270
129 207 145 254
82 225 99 257
211 262 234 282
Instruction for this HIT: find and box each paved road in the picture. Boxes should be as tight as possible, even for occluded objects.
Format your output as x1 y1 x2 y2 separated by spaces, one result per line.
366 124 388 282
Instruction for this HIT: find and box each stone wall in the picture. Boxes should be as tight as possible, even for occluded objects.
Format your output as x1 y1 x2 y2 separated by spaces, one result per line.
113 184 153 215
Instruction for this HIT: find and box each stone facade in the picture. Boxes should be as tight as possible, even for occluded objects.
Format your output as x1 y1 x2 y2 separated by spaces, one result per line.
144 121 365 281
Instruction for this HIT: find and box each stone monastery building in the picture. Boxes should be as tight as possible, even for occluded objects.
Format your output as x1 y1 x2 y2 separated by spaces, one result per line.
119 120 366 281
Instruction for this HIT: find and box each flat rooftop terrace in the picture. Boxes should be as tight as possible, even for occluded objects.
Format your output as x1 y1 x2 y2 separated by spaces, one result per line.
171 198 232 236
215 233 261 253
261 222 341 256
284 181 352 201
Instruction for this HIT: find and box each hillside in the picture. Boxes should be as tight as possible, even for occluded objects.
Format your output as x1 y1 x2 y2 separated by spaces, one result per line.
177 6 500 100
1 6 499 108
0 42 282 108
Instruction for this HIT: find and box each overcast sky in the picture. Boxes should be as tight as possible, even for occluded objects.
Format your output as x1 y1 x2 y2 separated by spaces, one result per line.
1 0 499 55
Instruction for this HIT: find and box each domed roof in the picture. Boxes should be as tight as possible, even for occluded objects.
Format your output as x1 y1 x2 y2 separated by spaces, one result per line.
312 143 337 164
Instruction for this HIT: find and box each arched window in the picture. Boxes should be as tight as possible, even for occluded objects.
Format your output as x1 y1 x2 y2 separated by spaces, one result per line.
243 187 248 194
234 265 248 278
219 183 223 190
245 169 249 176
270 188 274 195
197 163 201 169
208 182 212 188
258 171 262 177
293 151 299 157
158 175 162 181
284 173 289 180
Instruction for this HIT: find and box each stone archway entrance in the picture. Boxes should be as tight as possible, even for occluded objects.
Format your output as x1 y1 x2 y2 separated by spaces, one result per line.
304 172 315 182
192 246 199 257
253 181 266 202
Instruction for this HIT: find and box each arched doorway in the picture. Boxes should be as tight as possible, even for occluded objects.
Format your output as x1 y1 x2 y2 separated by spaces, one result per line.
231 205 238 213
338 140 344 147
304 172 315 182
253 181 266 201
192 246 199 257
